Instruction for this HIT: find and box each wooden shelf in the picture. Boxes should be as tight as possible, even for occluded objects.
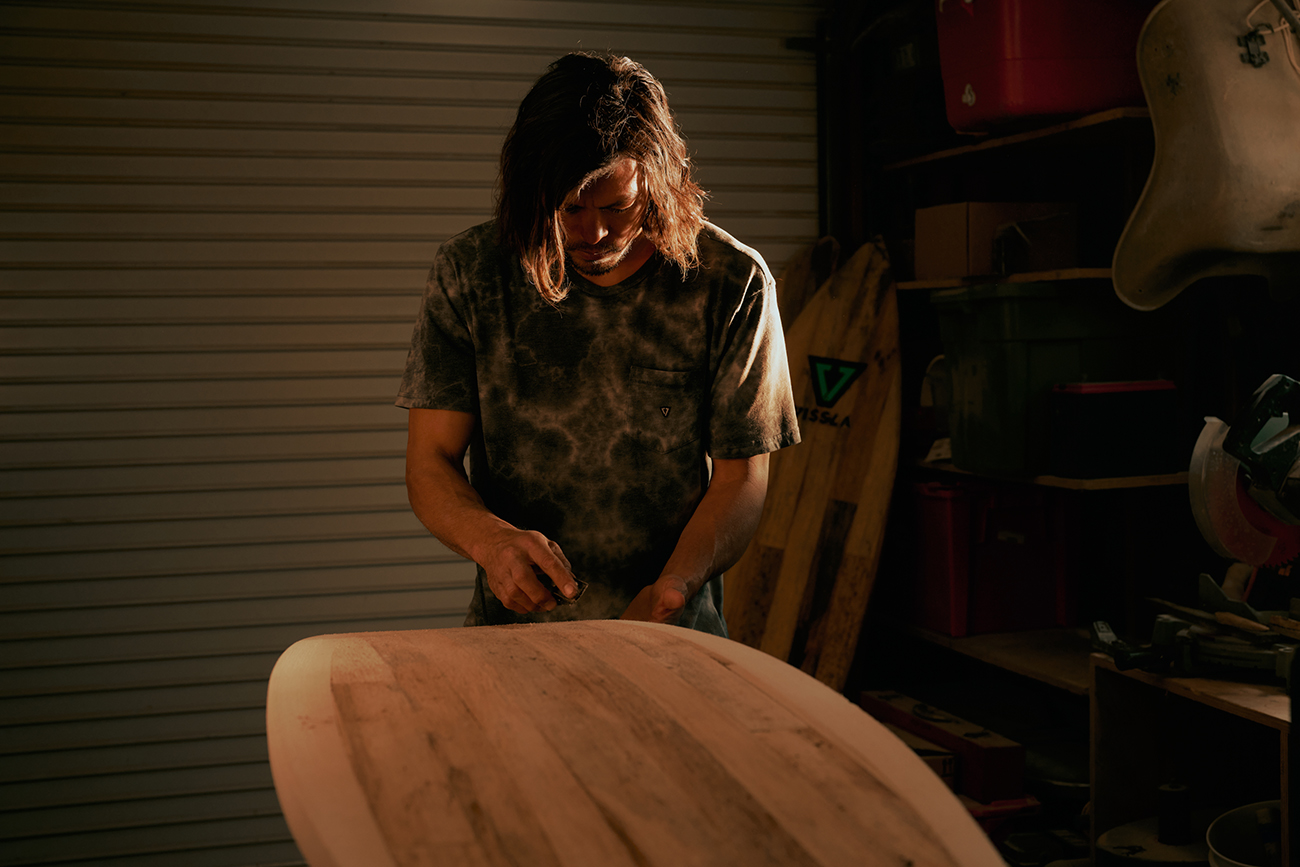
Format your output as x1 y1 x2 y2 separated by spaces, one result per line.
883 107 1151 171
919 460 1189 491
905 626 1093 695
1091 653 1290 864
897 268 1113 291
1092 653 1289 731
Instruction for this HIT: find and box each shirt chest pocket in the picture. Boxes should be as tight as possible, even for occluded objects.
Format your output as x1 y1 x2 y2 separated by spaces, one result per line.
629 366 704 454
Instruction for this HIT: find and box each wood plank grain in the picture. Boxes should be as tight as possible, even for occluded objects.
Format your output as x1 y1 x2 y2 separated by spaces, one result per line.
267 622 1005 867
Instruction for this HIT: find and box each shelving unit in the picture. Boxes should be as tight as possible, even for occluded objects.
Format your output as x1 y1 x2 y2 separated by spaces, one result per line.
1091 654 1290 863
853 93 1296 861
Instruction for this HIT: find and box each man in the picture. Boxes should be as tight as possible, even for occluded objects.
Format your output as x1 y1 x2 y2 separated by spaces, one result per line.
397 52 800 635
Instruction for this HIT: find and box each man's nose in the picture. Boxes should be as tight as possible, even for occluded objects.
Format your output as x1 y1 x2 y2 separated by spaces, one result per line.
577 211 608 245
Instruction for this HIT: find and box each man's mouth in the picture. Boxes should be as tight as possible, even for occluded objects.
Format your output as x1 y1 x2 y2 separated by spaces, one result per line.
566 240 632 277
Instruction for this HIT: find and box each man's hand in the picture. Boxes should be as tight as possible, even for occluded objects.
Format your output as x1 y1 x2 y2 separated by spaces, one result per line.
405 408 581 615
476 528 579 615
620 454 769 627
620 575 690 624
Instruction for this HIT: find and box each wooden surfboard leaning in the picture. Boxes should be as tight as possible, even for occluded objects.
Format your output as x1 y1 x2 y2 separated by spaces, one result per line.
266 621 1002 867
725 239 902 692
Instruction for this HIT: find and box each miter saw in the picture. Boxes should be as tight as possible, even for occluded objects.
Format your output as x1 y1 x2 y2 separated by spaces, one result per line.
1092 374 1300 689
1191 373 1300 571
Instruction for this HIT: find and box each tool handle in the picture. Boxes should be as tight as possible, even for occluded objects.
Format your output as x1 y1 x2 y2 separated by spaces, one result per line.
1214 610 1271 633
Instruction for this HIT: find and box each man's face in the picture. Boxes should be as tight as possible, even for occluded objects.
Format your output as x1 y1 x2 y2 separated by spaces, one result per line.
559 158 651 280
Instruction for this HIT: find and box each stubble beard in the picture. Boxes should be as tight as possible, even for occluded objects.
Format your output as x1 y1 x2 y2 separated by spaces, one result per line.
565 239 633 278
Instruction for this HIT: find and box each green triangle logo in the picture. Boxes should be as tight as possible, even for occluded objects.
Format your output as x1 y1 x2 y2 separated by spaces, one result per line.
809 356 869 408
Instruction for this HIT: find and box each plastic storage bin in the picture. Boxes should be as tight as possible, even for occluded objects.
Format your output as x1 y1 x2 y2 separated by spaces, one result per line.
912 479 1075 637
1050 380 1182 479
935 0 1157 131
931 281 1178 477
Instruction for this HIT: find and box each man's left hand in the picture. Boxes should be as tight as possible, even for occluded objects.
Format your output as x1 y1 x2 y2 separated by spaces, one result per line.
620 575 689 624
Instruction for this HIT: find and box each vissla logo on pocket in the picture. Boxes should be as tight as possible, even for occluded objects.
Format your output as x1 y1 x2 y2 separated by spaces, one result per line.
660 406 671 417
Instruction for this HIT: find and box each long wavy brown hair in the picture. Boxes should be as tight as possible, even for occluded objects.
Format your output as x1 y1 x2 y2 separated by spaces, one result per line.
497 53 707 303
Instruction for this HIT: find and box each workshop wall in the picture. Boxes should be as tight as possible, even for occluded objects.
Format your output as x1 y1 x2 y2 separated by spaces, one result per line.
0 1 823 864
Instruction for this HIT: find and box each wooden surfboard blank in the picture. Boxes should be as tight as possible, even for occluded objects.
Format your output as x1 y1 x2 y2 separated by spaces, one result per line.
726 239 902 690
266 621 1002 867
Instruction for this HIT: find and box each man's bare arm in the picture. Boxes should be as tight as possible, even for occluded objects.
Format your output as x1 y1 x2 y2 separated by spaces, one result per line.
405 407 579 613
621 453 769 624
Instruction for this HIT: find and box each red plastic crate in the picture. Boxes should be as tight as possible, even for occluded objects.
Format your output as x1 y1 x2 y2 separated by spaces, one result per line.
912 480 1076 636
935 0 1157 131
914 482 972 636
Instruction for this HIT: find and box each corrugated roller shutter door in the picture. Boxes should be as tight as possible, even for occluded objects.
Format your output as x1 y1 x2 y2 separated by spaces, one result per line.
0 1 822 863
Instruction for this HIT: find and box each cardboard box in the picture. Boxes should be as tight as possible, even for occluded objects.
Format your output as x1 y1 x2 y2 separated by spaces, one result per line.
914 202 1075 280
884 723 956 790
859 690 1024 803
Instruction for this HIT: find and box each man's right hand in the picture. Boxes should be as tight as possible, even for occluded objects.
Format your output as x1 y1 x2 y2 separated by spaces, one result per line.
475 528 579 614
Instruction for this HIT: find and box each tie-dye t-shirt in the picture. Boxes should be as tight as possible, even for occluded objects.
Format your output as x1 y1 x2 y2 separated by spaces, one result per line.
396 220 800 635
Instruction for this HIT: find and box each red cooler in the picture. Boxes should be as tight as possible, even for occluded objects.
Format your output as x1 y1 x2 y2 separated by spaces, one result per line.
935 0 1157 131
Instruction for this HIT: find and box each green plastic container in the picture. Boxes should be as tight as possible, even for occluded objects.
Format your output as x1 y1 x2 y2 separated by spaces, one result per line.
931 281 1179 477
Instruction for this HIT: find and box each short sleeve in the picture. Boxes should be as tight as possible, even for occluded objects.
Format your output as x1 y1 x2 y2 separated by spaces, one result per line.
395 246 480 413
707 260 801 459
